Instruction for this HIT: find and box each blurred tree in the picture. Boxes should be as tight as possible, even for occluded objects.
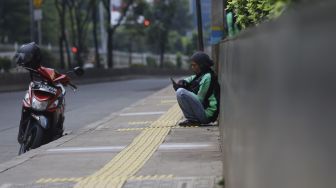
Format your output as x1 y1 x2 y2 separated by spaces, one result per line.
146 0 192 68
0 57 12 72
102 0 135 69
113 0 151 54
123 0 149 65
55 0 72 69
176 52 182 69
0 0 30 43
40 48 59 68
42 1 59 45
167 31 184 53
90 0 101 68
184 32 198 56
66 0 94 67
114 27 147 52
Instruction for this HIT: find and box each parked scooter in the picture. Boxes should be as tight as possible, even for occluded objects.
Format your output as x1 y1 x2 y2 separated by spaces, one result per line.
13 42 84 155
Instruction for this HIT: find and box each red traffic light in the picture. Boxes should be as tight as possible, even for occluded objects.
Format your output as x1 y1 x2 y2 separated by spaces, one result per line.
144 19 150 27
71 47 78 53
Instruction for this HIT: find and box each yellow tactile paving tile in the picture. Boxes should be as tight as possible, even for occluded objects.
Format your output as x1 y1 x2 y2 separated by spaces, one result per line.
117 125 199 132
128 120 182 125
157 99 177 105
73 104 182 188
160 100 177 104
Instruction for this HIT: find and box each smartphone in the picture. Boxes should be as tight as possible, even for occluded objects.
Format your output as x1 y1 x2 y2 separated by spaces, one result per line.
170 77 177 85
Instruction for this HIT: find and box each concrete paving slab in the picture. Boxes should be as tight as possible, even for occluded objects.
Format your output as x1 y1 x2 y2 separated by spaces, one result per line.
95 114 164 130
4 182 75 188
0 152 117 184
58 130 138 148
0 86 222 188
136 146 221 177
164 127 220 144
0 145 19 163
123 176 222 188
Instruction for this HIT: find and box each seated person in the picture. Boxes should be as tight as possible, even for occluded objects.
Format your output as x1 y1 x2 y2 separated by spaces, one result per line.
173 51 220 126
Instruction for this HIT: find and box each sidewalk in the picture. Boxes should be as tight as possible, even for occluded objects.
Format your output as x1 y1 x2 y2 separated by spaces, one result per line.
0 86 222 188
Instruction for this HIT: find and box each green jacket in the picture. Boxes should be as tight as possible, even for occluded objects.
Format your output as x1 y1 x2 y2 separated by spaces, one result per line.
184 73 218 120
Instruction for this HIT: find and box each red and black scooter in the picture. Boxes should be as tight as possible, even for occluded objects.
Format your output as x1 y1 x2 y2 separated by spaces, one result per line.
18 66 83 155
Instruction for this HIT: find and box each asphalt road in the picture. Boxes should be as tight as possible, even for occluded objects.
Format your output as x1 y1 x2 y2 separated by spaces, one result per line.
0 77 171 164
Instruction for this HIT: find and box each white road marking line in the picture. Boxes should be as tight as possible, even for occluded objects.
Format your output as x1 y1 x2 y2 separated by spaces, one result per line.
0 184 12 188
47 146 125 153
46 143 217 154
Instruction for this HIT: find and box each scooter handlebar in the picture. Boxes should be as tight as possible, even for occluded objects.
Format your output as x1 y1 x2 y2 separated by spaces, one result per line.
68 82 77 90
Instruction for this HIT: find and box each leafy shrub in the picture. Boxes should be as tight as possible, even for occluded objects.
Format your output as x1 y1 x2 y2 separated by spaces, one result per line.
0 57 12 72
40 49 59 68
227 0 291 29
176 53 182 69
164 61 176 69
146 56 157 67
130 63 146 68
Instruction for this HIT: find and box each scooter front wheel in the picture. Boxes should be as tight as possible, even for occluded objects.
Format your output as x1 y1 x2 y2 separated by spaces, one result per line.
18 143 26 155
18 122 44 155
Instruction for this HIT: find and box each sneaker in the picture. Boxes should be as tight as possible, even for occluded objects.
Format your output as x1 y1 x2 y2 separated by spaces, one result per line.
178 119 200 127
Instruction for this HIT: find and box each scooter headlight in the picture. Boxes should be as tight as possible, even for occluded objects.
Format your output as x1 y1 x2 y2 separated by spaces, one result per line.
32 98 48 111
49 99 59 109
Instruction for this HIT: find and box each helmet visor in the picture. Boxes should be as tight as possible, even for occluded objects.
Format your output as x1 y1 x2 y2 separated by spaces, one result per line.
14 52 33 66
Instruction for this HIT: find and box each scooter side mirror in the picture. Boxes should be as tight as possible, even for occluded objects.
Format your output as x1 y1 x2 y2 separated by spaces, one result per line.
73 67 84 76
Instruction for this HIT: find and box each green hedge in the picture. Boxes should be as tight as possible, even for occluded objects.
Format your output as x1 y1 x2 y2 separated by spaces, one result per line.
0 57 12 72
227 0 291 29
146 57 158 68
40 49 59 68
164 61 176 69
176 53 182 69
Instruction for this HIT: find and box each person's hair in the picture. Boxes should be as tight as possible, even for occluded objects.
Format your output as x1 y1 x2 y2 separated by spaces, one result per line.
190 51 213 74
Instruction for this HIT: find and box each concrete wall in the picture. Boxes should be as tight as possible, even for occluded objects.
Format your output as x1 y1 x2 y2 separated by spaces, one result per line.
218 1 336 188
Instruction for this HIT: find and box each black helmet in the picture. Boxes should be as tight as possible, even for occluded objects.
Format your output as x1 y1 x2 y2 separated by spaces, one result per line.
13 42 41 69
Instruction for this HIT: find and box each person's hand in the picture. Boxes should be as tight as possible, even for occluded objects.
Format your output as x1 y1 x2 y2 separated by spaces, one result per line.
172 79 189 91
177 80 189 90
173 82 179 91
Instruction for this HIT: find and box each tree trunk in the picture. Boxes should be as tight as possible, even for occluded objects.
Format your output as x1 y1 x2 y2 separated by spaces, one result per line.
69 8 76 47
128 37 133 67
61 0 71 69
64 33 72 69
58 37 65 69
68 5 78 66
107 28 114 68
92 3 100 68
104 0 134 69
76 38 82 67
56 0 66 69
159 31 167 69
75 8 83 67
159 44 165 68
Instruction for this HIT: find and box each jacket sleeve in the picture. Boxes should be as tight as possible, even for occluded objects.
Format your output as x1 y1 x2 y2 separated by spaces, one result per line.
183 75 196 83
196 73 211 102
